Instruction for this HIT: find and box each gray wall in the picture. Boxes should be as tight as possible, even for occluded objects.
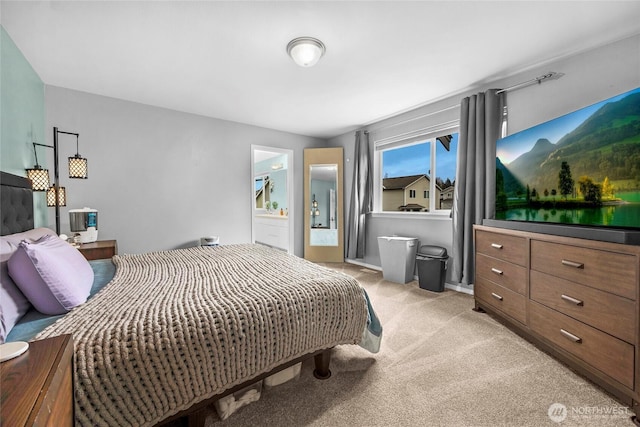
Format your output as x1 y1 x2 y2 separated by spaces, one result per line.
331 34 640 287
45 86 325 255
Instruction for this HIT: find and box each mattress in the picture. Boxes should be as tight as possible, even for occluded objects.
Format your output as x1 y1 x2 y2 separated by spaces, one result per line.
35 244 370 426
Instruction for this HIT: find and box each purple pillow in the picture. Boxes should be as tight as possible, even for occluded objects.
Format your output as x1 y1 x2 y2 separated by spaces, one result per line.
8 235 94 315
0 228 55 342
0 228 58 255
0 265 31 343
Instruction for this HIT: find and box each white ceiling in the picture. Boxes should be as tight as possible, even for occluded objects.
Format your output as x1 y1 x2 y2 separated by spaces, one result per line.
2 1 640 139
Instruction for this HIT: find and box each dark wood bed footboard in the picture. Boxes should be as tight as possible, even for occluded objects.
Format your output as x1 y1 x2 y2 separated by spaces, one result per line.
156 348 333 427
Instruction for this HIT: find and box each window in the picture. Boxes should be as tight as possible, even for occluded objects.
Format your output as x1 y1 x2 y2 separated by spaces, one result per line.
375 130 458 213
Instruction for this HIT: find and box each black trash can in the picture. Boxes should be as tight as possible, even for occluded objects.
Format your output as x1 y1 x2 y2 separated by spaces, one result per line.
416 245 448 292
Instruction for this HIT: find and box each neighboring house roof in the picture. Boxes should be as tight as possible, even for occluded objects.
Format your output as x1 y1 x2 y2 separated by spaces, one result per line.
399 203 426 211
383 174 448 192
441 186 454 194
383 174 427 190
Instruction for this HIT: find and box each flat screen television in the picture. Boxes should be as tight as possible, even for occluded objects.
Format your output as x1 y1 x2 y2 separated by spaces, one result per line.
487 86 640 245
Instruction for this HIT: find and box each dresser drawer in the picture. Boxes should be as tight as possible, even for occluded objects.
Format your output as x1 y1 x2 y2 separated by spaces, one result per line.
475 230 527 266
476 253 527 295
529 301 634 389
530 270 635 344
530 240 636 300
475 277 527 324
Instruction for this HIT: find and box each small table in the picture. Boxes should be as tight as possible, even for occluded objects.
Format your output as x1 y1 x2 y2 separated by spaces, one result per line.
0 334 74 426
78 239 118 260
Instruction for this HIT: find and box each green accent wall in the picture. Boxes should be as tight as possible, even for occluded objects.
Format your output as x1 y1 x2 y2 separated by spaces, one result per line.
1 25 47 227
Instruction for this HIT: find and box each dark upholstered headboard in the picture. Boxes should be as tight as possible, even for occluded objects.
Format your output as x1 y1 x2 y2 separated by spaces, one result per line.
1 171 34 236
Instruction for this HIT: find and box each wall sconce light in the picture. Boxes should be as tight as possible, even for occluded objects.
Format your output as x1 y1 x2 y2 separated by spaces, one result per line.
287 37 326 67
46 185 66 207
25 127 89 235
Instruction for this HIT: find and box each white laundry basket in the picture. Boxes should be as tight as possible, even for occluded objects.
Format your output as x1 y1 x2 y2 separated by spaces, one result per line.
377 236 419 284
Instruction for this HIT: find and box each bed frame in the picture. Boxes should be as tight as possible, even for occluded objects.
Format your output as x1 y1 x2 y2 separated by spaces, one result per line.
160 350 331 426
0 170 333 426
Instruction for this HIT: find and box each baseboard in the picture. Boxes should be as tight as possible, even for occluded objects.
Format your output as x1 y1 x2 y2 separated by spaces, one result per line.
345 258 381 271
345 259 474 295
444 282 474 295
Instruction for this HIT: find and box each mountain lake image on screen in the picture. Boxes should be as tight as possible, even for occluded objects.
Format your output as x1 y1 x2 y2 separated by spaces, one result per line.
495 87 640 230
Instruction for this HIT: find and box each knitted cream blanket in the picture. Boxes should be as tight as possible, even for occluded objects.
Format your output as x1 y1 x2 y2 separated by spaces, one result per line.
36 244 368 426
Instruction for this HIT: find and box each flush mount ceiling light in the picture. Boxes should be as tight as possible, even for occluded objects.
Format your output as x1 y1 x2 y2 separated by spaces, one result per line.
286 37 326 67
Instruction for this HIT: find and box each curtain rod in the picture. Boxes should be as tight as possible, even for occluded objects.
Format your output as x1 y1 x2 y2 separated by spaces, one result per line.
496 71 564 94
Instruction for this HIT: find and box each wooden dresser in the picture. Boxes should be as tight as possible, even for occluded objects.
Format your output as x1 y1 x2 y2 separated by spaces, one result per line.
0 334 74 426
474 225 640 409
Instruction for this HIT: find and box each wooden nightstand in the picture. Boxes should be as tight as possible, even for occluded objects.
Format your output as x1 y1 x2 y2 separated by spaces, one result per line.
0 334 74 426
78 239 117 260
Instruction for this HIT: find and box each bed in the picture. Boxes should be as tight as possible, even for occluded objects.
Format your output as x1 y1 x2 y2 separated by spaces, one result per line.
0 171 381 426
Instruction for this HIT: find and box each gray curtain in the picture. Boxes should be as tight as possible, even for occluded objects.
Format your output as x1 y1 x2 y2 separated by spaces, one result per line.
451 89 506 285
346 130 372 259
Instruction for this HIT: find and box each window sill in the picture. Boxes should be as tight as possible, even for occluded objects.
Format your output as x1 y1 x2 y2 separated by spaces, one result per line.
371 211 452 220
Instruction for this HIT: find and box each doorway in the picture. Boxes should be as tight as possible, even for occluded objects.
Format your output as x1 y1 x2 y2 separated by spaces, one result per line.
251 145 294 253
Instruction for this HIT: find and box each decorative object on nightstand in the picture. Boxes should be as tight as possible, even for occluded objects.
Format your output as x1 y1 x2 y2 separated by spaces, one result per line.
0 341 29 362
69 207 99 243
200 236 220 247
0 334 74 426
78 239 117 260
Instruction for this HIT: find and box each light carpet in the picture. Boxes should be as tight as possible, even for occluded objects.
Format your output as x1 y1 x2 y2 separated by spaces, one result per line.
199 262 632 426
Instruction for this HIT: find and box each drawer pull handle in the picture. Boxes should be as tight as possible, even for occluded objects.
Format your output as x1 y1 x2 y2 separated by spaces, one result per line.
560 329 582 344
491 268 503 275
491 243 503 249
561 294 584 306
491 292 503 301
561 259 584 269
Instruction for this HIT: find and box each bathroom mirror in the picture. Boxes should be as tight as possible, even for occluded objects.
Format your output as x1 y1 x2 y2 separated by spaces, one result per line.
251 146 294 253
304 147 344 262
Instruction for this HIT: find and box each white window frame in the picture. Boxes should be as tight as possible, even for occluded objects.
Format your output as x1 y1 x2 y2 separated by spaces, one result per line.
373 121 459 219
